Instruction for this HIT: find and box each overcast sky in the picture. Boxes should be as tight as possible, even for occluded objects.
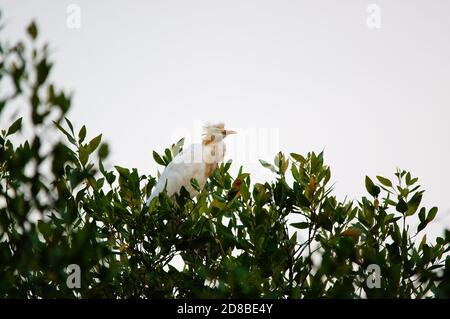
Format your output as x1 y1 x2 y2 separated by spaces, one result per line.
1 0 449 238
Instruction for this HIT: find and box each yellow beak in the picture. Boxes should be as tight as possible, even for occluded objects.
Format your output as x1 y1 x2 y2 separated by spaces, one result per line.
225 130 237 136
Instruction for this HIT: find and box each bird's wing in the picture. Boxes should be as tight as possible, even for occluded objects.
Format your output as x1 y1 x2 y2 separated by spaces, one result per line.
146 144 207 205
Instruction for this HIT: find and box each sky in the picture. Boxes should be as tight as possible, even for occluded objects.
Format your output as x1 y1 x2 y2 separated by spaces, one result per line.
1 0 449 239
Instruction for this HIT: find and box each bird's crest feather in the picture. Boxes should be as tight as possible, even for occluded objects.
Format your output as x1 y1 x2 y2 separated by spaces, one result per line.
202 122 224 143
202 122 224 134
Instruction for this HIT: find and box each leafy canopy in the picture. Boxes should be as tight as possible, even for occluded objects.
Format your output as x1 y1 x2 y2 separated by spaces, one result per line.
0 17 449 298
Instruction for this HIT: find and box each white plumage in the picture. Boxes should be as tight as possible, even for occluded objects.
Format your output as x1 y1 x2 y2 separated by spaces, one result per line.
146 123 236 205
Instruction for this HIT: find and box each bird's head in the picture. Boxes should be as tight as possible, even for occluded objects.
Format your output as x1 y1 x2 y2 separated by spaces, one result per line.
202 122 236 144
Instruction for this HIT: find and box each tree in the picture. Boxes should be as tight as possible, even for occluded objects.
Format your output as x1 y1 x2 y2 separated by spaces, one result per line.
1 16 449 299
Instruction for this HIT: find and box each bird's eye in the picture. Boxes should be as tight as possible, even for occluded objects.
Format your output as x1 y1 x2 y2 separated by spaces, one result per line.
222 130 226 136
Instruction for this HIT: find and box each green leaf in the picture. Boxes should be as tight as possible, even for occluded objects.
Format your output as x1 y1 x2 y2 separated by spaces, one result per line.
396 198 408 214
79 145 88 166
365 176 380 197
170 137 185 158
65 117 74 135
427 207 438 222
27 21 38 40
88 134 102 154
406 192 422 216
405 172 412 185
291 222 309 229
275 152 289 174
408 177 418 186
259 159 276 172
290 153 306 163
115 166 130 178
53 121 76 145
190 178 200 192
318 212 333 231
36 58 52 86
78 125 86 143
98 143 109 160
417 221 427 233
291 164 300 182
153 151 166 166
6 117 22 136
418 207 426 222
164 148 172 163
416 208 436 234
419 234 427 251
376 175 392 188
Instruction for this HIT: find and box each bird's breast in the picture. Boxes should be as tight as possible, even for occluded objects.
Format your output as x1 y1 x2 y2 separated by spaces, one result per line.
204 162 217 177
202 142 225 177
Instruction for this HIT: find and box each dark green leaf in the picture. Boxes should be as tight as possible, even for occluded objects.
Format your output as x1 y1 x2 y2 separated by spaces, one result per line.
290 153 306 163
78 125 86 143
365 176 380 197
6 117 22 136
98 143 109 160
427 207 438 222
27 21 38 40
53 121 76 145
153 151 166 166
88 134 102 154
291 222 309 229
376 175 392 188
406 192 422 216
396 198 408 214
79 145 88 166
65 117 74 135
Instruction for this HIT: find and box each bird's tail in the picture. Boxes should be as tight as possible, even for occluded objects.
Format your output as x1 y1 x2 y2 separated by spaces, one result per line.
145 178 167 206
145 190 158 206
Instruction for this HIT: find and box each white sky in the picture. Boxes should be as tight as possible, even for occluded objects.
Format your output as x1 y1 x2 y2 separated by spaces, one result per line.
1 0 449 239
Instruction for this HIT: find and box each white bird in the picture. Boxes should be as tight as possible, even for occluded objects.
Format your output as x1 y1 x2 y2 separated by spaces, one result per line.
146 122 236 205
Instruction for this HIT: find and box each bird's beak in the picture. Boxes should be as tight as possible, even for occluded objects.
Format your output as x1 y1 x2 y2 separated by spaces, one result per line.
225 130 237 136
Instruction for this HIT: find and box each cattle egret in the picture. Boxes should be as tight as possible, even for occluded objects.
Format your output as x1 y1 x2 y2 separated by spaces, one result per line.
146 123 236 205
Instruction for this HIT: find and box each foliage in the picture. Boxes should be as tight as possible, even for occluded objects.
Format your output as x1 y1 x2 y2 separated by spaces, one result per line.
1 17 449 299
